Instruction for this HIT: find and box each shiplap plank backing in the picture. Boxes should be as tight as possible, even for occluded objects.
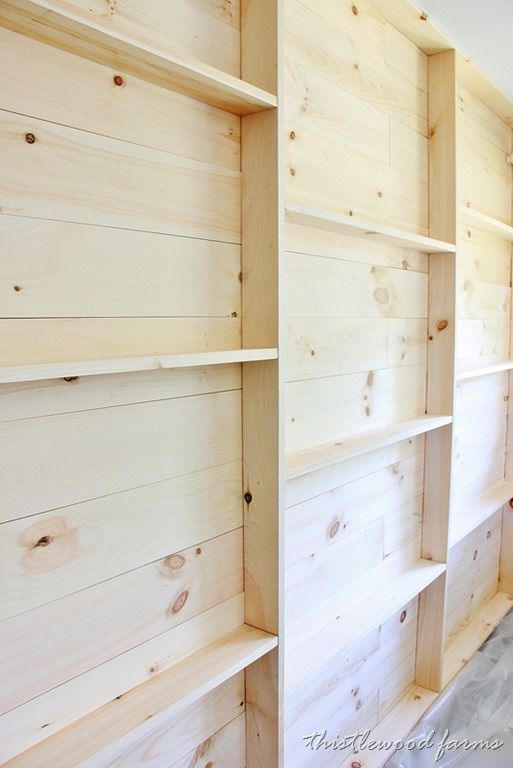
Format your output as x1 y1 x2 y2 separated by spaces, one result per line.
283 0 431 761
0 13 250 766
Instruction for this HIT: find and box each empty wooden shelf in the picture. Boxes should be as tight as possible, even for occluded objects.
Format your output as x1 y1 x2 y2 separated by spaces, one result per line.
286 202 457 253
0 0 277 115
450 480 513 547
0 348 278 384
286 415 453 479
460 205 513 242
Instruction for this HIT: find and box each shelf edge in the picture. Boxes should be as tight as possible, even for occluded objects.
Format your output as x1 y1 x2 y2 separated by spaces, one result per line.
449 480 513 547
286 415 453 480
460 205 513 242
456 360 513 381
0 348 279 385
286 202 457 253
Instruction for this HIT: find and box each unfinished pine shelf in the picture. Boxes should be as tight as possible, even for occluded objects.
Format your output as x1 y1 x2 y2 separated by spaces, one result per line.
286 414 453 479
450 480 513 546
456 359 513 380
286 202 457 253
0 348 279 384
460 205 513 242
1 624 277 766
0 0 277 115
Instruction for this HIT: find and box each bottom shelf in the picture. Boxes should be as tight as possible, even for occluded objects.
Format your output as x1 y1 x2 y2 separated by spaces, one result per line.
449 480 513 547
340 685 438 768
2 624 277 768
443 591 513 687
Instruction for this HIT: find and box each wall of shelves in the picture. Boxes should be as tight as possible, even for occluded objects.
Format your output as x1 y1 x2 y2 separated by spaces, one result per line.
1 1 513 767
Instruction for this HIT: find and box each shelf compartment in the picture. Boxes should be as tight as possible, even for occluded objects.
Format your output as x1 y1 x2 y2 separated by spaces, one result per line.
286 560 446 693
286 415 453 480
338 685 439 768
449 480 513 547
456 359 513 381
285 202 457 253
0 0 277 116
443 592 513 687
3 624 278 767
460 205 513 242
0 348 278 385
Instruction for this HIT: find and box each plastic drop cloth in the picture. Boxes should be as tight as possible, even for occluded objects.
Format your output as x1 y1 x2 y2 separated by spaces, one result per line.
386 608 513 767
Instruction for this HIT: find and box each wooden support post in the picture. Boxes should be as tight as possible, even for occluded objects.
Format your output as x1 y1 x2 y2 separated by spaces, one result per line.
417 49 458 691
241 1 284 764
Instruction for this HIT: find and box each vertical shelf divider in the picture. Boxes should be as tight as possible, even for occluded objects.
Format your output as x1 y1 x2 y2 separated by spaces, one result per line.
416 49 458 691
500 128 513 594
241 1 284 765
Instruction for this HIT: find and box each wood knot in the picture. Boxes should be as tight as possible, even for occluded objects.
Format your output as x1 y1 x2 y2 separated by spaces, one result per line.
244 491 253 504
352 4 359 15
13 285 22 292
162 554 186 573
25 132 36 144
195 547 202 555
486 530 492 539
328 519 340 539
420 11 428 20
373 287 389 305
113 74 124 86
437 320 448 331
509 498 513 509
34 535 53 548
148 662 159 674
367 371 374 387
63 376 79 382
289 130 296 140
169 590 189 614
400 609 407 623
290 167 296 176
351 761 362 768
473 549 478 561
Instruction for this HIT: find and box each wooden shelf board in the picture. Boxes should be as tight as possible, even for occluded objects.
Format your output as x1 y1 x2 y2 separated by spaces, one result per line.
449 480 513 547
456 360 513 381
285 202 457 253
443 592 513 687
286 415 453 479
288 560 446 676
460 205 513 242
339 685 438 768
4 624 277 767
0 348 278 384
0 0 277 116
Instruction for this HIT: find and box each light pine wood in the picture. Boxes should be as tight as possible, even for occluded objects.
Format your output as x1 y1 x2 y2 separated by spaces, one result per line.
0 112 241 243
0 0 278 115
0 348 278 385
0 390 241 522
0 26 241 170
286 203 456 253
2 627 277 768
0 596 244 761
286 415 451 479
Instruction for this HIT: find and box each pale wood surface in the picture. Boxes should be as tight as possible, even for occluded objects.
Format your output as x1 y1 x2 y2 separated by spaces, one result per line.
2 626 277 767
0 0 278 115
0 348 277 384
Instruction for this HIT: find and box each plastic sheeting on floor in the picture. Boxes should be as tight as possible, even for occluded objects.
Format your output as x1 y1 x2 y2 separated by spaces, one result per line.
386 608 513 767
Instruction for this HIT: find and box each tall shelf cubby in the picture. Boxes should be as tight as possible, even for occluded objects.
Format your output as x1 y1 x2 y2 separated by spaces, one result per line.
0 1 283 766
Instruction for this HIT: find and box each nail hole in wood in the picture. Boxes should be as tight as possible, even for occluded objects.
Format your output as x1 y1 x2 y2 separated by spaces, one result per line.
400 609 407 623
25 132 36 144
429 335 434 341
13 285 22 292
473 549 478 561
244 492 253 504
231 311 238 317
113 74 124 86
195 547 202 555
